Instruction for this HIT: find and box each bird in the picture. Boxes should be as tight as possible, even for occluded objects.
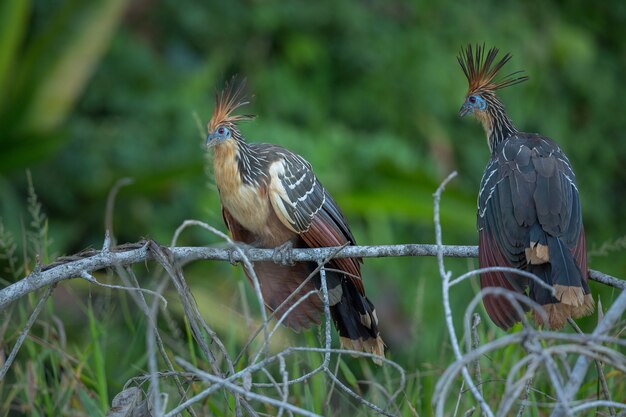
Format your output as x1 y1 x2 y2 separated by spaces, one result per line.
457 44 594 330
205 79 384 360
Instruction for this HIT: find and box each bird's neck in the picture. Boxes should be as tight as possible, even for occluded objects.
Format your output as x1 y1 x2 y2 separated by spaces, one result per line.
213 139 245 193
213 136 262 191
483 97 518 155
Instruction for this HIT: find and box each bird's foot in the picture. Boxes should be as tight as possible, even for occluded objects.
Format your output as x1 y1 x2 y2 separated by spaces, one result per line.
227 245 241 266
227 243 254 266
272 241 295 266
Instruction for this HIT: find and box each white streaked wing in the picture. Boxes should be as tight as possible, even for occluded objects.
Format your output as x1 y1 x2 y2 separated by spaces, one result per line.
268 154 325 234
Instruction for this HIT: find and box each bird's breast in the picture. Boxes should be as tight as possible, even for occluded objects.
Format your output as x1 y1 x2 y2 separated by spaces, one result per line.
213 143 271 237
221 183 271 236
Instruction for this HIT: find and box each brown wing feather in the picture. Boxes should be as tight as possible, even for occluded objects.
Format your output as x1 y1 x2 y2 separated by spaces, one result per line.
479 230 527 329
301 207 364 293
250 260 324 330
222 207 324 329
572 227 588 282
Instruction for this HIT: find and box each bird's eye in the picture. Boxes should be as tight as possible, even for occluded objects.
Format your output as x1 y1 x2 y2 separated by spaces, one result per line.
217 127 225 135
469 96 477 104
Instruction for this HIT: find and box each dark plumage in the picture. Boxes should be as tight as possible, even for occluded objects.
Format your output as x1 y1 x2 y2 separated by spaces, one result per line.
206 79 384 360
458 45 594 329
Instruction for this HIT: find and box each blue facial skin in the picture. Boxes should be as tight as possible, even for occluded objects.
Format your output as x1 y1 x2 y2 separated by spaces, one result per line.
459 94 486 117
207 125 232 147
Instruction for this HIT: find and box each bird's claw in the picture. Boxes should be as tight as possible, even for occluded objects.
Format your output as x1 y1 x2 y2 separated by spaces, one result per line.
227 244 249 266
272 241 295 266
227 246 240 266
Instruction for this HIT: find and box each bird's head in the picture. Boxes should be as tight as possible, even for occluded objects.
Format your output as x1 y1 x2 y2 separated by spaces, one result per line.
457 44 528 122
459 92 489 118
206 78 255 148
206 124 234 148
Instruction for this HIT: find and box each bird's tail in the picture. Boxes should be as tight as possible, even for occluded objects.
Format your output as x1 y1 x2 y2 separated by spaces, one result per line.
528 232 594 329
324 272 385 364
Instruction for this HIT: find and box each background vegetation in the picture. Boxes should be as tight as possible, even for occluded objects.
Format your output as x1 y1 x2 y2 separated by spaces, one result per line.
1 0 625 415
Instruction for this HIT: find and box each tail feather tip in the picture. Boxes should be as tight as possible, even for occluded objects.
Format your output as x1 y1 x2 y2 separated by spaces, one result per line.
553 284 585 307
340 335 385 365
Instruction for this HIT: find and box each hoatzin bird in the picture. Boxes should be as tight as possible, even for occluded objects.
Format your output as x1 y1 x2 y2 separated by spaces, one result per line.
205 80 384 359
458 45 594 329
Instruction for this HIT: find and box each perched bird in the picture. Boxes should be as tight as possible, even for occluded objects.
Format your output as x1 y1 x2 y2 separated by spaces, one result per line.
458 45 594 329
206 79 384 359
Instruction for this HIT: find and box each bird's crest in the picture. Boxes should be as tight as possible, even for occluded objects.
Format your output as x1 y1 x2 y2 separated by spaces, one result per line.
208 77 255 133
458 44 528 94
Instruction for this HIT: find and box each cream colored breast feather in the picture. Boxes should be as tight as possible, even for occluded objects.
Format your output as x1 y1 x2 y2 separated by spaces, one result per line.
213 143 270 235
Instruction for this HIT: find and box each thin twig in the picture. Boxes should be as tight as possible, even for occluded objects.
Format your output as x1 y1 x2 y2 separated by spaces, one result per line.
119 266 199 417
470 314 484 403
104 177 134 247
0 284 56 380
79 270 168 307
172 220 270 359
551 288 626 417
173 358 323 417
515 377 533 417
567 317 616 417
433 171 494 417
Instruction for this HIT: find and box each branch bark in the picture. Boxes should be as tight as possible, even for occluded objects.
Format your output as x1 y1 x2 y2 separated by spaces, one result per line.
0 240 623 312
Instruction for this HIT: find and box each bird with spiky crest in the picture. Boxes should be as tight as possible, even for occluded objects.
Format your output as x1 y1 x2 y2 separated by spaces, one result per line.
206 79 384 361
458 45 594 329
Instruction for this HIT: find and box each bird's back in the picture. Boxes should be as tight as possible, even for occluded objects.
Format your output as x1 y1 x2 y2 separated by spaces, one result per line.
479 132 580 241
478 132 592 328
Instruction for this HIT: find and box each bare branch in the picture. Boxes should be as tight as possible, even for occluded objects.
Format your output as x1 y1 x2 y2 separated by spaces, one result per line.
2 239 621 314
432 171 494 417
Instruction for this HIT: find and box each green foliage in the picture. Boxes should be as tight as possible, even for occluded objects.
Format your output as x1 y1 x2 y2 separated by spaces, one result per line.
1 0 626 415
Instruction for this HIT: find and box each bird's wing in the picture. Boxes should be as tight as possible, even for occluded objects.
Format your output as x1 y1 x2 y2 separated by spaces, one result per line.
477 154 530 329
478 135 588 328
478 135 585 266
267 150 363 291
530 141 583 252
478 229 527 328
267 151 325 234
477 153 529 269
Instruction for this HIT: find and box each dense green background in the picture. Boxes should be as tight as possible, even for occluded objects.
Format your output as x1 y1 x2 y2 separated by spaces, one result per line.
1 0 625 415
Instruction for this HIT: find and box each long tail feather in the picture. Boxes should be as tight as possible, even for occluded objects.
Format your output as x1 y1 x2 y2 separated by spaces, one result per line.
530 235 594 329
326 274 384 364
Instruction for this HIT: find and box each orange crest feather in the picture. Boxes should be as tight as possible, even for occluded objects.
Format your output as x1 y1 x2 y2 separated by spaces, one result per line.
207 77 255 133
458 44 528 94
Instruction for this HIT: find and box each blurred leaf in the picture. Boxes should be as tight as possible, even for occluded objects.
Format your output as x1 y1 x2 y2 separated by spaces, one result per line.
19 0 128 134
0 0 30 111
339 359 359 391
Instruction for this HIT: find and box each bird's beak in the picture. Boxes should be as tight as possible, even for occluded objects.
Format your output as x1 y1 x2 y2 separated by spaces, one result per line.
206 133 216 148
459 103 471 118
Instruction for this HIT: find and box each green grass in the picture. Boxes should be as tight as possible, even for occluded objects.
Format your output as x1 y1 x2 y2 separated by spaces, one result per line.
2 271 624 416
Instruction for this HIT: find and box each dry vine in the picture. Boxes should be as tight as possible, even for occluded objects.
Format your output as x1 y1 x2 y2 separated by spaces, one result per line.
0 171 624 416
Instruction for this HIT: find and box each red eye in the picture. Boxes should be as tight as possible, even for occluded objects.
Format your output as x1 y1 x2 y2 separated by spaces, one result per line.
217 127 224 134
469 96 477 103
